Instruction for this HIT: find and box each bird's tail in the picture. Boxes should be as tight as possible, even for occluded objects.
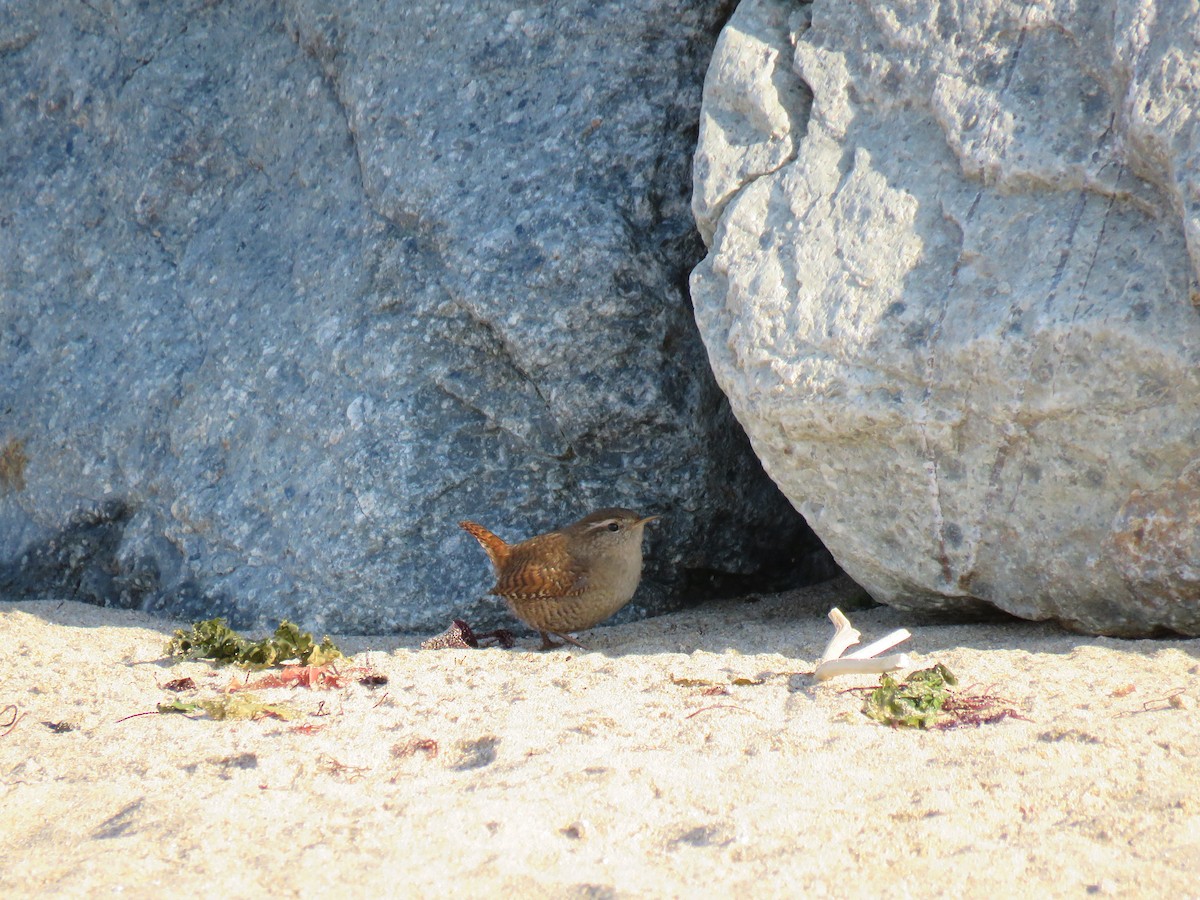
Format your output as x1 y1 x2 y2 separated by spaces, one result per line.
459 520 509 571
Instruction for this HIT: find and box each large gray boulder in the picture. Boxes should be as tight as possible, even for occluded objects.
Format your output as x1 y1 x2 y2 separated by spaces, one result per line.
0 1 831 634
691 0 1200 635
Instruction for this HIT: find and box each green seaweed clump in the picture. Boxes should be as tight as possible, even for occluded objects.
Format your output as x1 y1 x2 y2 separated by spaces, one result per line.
862 663 959 729
166 618 343 668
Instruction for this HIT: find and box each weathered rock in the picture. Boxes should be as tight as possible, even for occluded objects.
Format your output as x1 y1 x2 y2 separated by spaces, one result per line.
0 0 833 634
691 0 1200 636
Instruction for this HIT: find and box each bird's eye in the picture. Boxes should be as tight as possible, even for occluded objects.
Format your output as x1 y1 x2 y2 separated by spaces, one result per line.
607 522 620 532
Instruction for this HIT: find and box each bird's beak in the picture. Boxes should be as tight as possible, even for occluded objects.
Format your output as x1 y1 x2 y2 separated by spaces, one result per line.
637 515 660 526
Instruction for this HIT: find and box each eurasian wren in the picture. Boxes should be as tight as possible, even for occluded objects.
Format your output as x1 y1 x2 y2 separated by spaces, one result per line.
459 507 658 650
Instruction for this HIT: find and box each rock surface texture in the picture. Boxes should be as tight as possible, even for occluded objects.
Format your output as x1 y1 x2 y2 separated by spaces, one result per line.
691 0 1200 636
0 0 830 633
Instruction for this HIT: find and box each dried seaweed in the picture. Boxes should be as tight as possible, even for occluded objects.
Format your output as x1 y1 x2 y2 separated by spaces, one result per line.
421 619 515 649
684 704 754 720
670 675 715 688
421 619 479 649
165 618 342 668
318 754 369 781
392 738 439 759
1117 687 1192 716
671 674 765 689
239 664 345 690
0 705 21 737
934 688 1028 730
858 665 1025 729
482 628 517 649
154 694 300 721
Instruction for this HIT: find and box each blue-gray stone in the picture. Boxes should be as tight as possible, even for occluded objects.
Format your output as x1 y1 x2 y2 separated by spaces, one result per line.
0 0 832 634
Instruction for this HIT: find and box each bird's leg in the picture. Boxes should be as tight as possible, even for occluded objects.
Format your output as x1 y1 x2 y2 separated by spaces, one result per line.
536 631 588 650
553 632 588 650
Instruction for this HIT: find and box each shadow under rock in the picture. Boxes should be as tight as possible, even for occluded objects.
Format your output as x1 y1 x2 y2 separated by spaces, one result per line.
543 578 1200 663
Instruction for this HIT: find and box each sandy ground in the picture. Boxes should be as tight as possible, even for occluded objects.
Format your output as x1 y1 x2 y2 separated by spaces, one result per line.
2 577 1199 898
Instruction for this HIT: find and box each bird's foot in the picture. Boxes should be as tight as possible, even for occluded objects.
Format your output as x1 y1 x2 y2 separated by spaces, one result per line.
538 631 587 651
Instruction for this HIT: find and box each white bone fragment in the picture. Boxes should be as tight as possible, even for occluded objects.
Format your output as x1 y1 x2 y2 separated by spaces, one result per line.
820 607 861 662
814 608 916 681
813 653 913 682
846 628 912 660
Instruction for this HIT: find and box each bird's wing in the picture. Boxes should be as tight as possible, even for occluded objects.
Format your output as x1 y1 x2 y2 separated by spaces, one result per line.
491 534 588 601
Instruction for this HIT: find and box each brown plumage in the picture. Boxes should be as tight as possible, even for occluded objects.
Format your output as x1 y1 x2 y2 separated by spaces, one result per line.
459 508 658 650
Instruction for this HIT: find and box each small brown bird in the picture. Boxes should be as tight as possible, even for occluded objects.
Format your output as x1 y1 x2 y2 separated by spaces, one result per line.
459 507 659 650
